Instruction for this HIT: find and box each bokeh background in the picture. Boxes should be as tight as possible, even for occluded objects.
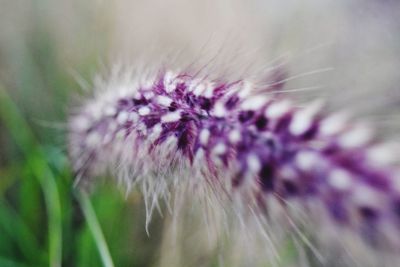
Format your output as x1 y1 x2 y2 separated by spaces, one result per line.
0 1 164 267
1 1 400 267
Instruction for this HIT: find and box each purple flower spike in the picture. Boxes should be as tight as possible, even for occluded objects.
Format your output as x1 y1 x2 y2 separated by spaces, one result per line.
69 67 400 258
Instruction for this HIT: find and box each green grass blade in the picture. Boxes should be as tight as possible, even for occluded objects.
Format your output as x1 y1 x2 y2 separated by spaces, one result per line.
0 200 43 263
29 153 62 267
0 85 62 267
76 190 115 267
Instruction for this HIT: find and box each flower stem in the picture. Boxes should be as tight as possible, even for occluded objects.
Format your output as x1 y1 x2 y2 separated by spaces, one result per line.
76 190 115 267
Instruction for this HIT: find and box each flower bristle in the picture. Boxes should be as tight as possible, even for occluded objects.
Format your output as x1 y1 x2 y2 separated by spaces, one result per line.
69 66 400 266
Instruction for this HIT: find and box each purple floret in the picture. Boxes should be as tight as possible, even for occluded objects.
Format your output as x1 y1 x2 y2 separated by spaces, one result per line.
69 69 400 247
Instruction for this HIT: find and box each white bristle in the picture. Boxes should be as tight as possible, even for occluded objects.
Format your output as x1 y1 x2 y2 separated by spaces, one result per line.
328 168 352 191
86 132 101 148
289 100 323 136
228 130 241 143
295 151 319 172
117 111 129 125
265 100 291 119
72 116 90 132
213 102 227 117
164 72 178 93
138 106 151 116
143 91 155 99
212 143 227 155
128 112 139 123
339 125 373 149
161 111 181 123
193 83 206 96
204 82 215 98
247 154 261 173
366 143 399 166
157 95 173 106
199 128 210 145
320 113 348 136
352 185 380 208
240 96 269 110
104 106 117 117
238 81 252 98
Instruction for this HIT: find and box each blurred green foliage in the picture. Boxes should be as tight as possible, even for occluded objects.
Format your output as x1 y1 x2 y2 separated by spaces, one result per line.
0 10 162 267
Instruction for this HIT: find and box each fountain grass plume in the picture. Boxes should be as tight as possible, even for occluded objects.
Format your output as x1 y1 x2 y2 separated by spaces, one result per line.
68 63 400 266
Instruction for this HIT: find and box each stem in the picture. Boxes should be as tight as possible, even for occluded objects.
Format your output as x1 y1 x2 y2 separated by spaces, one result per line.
76 190 115 267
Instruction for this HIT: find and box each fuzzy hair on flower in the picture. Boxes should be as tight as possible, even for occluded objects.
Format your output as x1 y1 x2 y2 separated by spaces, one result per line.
68 0 400 266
